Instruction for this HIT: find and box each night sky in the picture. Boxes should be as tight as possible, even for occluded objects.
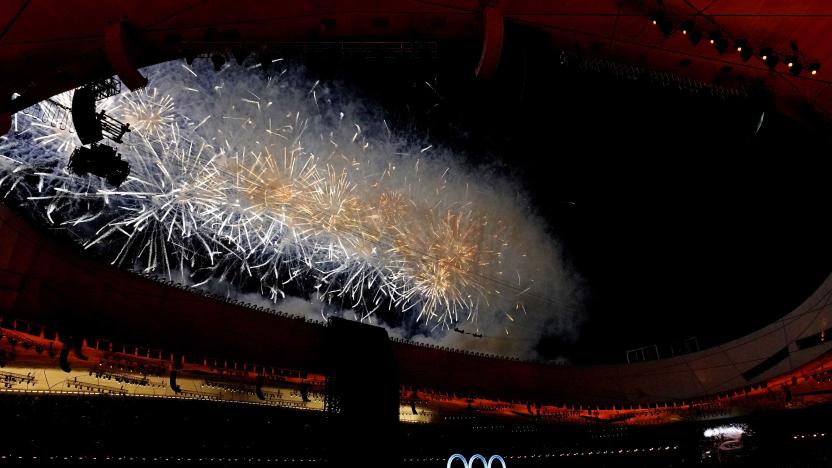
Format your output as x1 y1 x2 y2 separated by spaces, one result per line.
294 30 832 364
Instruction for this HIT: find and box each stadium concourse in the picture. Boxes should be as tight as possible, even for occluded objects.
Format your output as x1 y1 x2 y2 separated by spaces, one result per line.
1 1 832 467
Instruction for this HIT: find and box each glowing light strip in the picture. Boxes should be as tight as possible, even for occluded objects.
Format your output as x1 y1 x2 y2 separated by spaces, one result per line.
704 425 746 438
447 454 506 468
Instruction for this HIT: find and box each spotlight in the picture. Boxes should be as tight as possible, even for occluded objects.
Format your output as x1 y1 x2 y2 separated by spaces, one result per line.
790 61 803 76
680 20 694 35
759 47 772 61
786 55 798 68
808 63 821 75
735 39 747 52
649 10 672 36
650 10 665 26
211 53 226 72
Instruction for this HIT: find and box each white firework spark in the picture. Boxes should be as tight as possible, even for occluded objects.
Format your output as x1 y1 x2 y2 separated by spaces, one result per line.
0 59 565 333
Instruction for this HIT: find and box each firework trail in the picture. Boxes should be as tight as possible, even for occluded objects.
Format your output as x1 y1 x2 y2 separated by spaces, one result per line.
0 60 575 338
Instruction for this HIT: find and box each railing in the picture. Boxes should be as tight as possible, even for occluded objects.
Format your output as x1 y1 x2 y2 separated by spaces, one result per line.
388 336 524 362
0 313 789 414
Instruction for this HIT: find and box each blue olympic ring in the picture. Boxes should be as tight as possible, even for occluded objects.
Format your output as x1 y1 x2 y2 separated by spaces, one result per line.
447 454 507 468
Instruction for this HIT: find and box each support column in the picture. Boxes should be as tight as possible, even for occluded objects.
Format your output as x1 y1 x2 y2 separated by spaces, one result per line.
325 318 399 468
104 21 148 91
475 4 505 79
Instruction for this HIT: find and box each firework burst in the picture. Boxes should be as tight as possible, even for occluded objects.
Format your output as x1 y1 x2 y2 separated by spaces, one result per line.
0 60 558 331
